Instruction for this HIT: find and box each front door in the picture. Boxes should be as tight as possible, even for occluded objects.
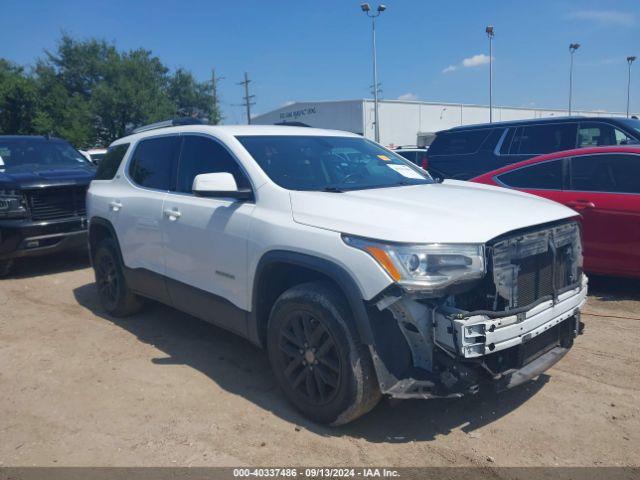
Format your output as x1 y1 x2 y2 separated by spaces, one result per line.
162 134 255 335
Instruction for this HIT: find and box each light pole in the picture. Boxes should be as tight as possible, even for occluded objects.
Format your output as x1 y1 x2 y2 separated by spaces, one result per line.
486 26 494 123
568 43 580 115
627 56 636 118
361 3 386 143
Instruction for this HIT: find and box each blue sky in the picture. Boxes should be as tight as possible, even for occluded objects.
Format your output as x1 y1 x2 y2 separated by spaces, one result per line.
1 0 638 122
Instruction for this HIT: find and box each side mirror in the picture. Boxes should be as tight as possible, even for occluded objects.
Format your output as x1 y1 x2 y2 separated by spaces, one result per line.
192 172 252 200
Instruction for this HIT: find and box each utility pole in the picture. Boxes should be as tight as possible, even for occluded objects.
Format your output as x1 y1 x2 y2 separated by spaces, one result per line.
211 68 224 125
237 72 255 125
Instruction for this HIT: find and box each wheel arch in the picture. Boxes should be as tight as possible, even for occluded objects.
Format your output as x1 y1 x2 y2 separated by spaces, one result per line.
249 250 374 348
88 217 124 266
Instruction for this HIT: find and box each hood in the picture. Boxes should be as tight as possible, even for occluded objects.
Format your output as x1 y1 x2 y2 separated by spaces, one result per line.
290 180 577 244
0 166 95 189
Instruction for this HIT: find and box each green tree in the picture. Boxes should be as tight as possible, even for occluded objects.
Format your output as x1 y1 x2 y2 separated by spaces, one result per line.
0 60 39 135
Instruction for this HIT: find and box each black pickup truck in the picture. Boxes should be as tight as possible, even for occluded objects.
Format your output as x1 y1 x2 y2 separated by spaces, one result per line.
0 135 95 276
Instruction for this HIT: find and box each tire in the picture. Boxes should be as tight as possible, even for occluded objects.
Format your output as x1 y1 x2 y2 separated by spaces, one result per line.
93 238 143 317
267 281 381 425
0 259 13 277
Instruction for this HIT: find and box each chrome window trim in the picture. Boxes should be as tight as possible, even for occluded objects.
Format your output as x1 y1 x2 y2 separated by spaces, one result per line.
493 128 509 156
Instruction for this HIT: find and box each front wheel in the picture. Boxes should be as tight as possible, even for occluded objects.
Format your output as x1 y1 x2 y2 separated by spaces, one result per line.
0 259 13 278
267 281 381 425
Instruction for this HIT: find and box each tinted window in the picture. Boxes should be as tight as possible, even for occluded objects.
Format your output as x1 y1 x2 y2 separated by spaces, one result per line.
129 136 180 190
499 128 515 154
569 154 640 194
498 160 564 189
578 122 634 147
95 144 129 180
429 130 490 155
236 135 432 191
396 151 417 163
176 135 250 193
512 123 576 154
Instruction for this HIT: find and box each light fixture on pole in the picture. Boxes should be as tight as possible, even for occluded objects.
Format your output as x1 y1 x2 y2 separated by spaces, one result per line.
568 43 580 116
486 26 494 123
627 56 636 118
361 3 386 143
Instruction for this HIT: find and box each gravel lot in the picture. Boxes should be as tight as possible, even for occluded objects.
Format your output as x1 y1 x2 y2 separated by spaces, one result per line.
0 251 638 467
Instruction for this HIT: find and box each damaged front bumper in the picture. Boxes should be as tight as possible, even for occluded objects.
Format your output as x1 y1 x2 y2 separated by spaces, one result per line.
367 276 587 400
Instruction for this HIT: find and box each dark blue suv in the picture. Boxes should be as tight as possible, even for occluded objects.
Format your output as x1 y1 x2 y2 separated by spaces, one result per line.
426 116 640 180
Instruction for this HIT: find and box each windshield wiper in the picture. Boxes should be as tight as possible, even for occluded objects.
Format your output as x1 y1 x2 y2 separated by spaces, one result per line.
321 186 345 193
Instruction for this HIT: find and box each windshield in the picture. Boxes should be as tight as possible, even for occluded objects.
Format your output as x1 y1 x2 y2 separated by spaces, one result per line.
236 135 432 191
0 138 91 172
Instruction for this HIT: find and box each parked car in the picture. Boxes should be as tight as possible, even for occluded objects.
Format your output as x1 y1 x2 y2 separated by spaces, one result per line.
426 116 640 180
87 121 586 425
393 146 429 168
0 135 96 276
471 145 640 278
84 148 108 165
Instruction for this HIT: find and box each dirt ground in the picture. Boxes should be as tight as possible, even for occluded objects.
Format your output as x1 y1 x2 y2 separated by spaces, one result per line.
0 251 638 467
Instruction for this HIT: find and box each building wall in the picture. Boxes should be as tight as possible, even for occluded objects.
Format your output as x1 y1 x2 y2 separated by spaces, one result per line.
253 99 637 147
252 100 364 134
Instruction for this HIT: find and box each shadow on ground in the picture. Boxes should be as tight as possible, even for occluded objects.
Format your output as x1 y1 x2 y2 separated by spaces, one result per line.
74 282 549 443
587 275 640 302
2 249 90 280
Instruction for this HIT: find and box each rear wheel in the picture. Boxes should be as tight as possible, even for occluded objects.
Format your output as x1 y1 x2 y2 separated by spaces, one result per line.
93 238 143 317
267 281 381 425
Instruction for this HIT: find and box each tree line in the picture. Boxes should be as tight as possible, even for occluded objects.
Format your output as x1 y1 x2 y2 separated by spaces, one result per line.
0 34 221 148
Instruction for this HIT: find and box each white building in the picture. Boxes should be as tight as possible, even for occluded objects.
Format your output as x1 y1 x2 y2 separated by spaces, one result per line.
252 99 636 147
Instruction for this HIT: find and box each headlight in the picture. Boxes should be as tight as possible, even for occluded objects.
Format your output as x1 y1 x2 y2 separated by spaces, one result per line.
343 235 485 294
0 189 27 219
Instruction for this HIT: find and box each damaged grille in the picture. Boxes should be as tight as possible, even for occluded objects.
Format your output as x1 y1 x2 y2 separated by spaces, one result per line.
492 221 582 309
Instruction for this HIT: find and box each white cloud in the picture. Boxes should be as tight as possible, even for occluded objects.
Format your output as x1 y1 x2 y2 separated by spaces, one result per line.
462 54 491 68
281 100 295 107
442 54 491 74
567 10 635 26
397 93 418 101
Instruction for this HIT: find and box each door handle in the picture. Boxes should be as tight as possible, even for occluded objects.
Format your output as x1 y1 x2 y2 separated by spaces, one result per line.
109 201 123 212
163 208 182 221
567 200 595 210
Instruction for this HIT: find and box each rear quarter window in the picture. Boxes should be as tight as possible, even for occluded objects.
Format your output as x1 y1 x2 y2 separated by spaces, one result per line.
429 129 491 155
95 143 130 180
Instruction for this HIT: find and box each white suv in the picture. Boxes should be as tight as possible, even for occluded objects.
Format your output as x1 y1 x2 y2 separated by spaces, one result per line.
87 122 587 425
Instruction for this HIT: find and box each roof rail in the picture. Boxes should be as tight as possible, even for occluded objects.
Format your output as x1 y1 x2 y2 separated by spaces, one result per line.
131 117 206 134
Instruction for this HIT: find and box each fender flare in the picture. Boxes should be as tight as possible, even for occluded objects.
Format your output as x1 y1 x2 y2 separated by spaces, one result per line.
249 250 374 346
88 217 124 265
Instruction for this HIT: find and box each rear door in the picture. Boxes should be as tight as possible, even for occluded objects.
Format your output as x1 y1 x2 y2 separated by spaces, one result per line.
507 122 577 163
561 153 640 276
113 135 180 298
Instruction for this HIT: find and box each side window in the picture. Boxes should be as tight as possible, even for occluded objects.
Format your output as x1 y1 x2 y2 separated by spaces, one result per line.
512 123 576 155
429 130 491 155
569 154 640 194
578 122 634 147
129 136 180 190
176 135 250 193
498 160 564 190
95 143 129 180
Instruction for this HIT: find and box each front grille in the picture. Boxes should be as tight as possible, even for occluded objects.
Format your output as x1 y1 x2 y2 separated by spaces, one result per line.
26 185 87 221
516 250 555 306
491 221 582 310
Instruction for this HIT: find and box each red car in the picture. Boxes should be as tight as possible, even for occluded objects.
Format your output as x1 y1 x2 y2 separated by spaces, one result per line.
471 146 640 278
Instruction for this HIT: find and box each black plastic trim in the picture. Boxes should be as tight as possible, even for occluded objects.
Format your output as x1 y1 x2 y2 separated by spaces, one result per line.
249 250 373 347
